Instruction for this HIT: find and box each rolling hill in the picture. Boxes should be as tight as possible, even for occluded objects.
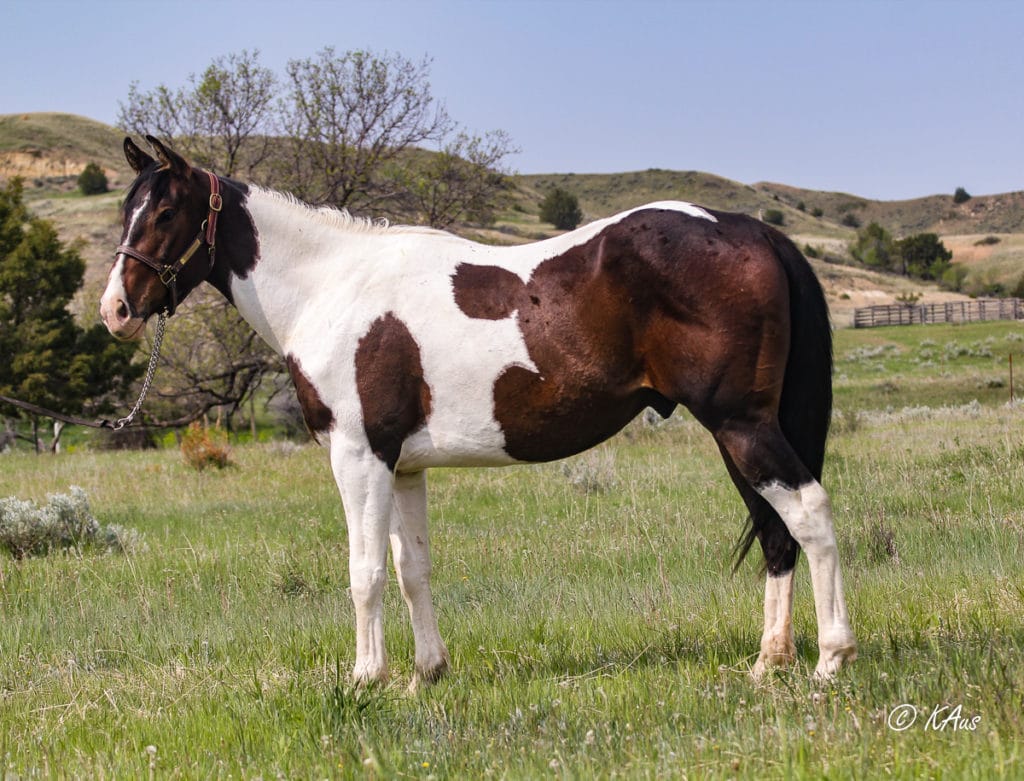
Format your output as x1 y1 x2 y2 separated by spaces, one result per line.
0 113 128 187
2 112 1022 326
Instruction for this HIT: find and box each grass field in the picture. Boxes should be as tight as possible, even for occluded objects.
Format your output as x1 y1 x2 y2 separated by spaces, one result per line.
1 321 1023 778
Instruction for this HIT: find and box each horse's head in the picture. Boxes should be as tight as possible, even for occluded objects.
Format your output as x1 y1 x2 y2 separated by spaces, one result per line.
100 136 222 340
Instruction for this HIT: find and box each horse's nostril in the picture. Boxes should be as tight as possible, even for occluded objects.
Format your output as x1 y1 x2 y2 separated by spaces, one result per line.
116 300 129 321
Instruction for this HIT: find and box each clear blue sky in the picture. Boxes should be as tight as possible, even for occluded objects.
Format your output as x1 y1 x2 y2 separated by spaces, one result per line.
5 0 1022 200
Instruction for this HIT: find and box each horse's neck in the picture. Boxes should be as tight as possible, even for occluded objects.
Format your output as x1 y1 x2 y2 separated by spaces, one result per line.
219 188 434 357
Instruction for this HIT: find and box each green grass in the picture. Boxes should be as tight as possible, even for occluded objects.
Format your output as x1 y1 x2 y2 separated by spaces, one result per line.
834 320 1024 412
1 322 1023 777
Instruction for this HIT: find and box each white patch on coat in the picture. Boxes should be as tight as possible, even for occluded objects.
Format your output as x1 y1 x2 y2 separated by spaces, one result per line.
756 480 857 678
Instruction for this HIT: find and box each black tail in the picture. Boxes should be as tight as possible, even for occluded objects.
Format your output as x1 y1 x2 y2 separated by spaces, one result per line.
733 228 833 571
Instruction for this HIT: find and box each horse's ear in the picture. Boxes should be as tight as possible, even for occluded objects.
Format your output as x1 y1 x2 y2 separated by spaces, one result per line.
145 135 191 176
124 137 155 174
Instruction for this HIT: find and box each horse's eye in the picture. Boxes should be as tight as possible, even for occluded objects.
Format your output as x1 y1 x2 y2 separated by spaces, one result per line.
156 208 176 224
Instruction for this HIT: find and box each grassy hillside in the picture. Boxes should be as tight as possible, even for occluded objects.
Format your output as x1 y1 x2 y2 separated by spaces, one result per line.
515 170 852 238
758 181 1024 237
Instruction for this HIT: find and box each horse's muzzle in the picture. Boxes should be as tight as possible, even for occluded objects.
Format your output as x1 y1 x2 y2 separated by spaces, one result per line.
99 295 147 342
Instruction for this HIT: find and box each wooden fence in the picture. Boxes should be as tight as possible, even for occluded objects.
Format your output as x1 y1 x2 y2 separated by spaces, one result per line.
853 298 1024 328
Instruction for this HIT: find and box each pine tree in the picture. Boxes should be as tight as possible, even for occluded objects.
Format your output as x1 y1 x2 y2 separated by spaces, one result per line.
0 179 141 451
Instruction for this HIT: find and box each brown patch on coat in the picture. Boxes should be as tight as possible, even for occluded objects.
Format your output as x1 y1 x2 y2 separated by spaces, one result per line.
451 263 522 319
286 355 335 438
451 208 795 462
354 313 432 471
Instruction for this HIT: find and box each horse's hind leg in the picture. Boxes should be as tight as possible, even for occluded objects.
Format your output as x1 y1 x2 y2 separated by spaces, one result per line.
715 421 857 679
717 446 798 677
390 471 450 690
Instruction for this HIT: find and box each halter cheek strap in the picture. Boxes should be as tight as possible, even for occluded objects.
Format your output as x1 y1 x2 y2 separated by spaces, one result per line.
115 170 222 316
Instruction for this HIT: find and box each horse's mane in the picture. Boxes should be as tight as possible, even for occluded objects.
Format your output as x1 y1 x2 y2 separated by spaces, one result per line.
256 187 450 238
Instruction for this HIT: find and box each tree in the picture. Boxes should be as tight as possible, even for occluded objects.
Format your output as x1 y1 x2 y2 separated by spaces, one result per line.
139 291 284 432
849 222 895 271
278 48 452 211
397 130 518 228
119 49 277 178
0 180 141 451
953 187 971 204
119 47 517 225
895 233 952 281
77 162 108 195
539 187 583 230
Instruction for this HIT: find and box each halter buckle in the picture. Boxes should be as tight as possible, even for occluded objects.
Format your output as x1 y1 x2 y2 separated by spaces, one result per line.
159 265 179 286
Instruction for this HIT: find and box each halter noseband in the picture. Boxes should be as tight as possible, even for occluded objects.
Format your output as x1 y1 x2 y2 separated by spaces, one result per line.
116 170 223 316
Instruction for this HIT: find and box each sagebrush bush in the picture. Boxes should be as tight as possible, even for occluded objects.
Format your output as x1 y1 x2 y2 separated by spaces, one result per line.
181 421 232 470
0 486 144 559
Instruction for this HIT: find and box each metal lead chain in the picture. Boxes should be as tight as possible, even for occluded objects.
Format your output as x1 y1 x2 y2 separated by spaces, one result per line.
112 312 167 431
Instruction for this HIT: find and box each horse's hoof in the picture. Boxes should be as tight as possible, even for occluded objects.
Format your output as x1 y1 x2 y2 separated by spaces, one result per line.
409 655 450 693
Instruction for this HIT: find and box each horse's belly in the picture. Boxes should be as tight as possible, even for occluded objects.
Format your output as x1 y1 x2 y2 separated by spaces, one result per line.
396 425 520 470
395 382 654 470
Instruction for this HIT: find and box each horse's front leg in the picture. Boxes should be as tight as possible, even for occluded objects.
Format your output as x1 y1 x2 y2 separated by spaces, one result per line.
390 470 449 690
330 438 395 684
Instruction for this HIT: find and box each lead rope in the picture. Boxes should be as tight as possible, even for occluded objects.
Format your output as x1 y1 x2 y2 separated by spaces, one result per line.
111 312 167 431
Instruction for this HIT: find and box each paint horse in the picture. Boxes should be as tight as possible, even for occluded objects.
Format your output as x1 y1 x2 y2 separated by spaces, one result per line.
101 137 856 687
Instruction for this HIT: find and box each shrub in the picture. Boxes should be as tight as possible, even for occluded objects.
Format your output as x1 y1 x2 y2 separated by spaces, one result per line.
762 209 785 226
895 233 952 280
974 235 1001 246
953 187 971 204
539 187 583 230
850 222 895 269
181 421 232 470
940 264 968 292
77 162 108 195
840 213 862 228
0 486 144 559
811 206 824 218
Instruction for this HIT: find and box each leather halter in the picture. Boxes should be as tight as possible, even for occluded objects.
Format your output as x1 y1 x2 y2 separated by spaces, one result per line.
115 170 223 316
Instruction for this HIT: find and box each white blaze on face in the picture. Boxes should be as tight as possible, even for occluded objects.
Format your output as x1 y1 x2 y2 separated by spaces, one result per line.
99 193 151 337
124 192 151 243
